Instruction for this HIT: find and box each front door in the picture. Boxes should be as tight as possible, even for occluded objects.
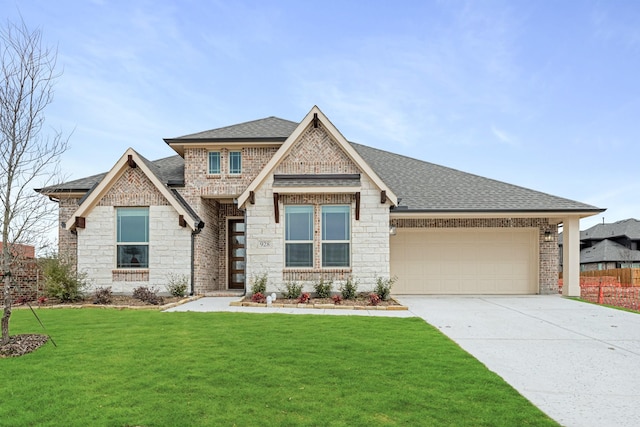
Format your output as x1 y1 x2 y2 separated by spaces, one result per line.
228 220 245 289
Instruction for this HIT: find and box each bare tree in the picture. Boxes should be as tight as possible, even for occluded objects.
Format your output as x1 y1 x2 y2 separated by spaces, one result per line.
1 20 67 345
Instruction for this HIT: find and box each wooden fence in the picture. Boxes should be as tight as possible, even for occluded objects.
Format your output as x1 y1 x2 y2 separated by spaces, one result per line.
560 268 640 286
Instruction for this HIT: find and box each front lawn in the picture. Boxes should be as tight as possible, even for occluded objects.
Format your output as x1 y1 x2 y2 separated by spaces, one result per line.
1 309 558 426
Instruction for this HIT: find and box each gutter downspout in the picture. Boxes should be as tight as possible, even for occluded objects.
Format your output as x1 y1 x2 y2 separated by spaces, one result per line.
190 221 204 296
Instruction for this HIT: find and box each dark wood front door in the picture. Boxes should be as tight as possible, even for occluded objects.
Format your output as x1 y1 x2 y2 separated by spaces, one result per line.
228 220 245 290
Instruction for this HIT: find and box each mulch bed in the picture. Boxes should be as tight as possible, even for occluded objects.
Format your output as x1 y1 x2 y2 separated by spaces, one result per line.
241 295 402 307
0 334 49 358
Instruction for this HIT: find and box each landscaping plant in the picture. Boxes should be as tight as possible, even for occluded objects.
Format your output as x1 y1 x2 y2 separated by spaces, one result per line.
313 279 332 298
250 273 268 295
281 281 302 299
165 273 189 297
92 287 113 305
132 286 164 305
41 255 88 302
373 275 396 301
340 277 358 300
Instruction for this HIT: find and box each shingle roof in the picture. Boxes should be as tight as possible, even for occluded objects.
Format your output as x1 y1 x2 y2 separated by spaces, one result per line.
581 239 640 263
167 117 298 141
39 155 185 194
581 218 640 241
350 142 602 213
44 115 603 214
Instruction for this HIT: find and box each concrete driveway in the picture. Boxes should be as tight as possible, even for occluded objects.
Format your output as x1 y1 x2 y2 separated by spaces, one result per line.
397 295 640 427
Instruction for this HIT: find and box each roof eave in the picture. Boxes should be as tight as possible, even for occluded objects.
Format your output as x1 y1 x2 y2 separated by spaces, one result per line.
390 208 605 219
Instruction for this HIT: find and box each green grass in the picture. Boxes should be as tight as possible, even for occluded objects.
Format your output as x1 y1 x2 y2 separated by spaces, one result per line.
1 309 558 426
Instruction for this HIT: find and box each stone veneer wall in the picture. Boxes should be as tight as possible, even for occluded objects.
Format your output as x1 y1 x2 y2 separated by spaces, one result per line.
245 122 391 294
76 166 191 293
390 217 559 294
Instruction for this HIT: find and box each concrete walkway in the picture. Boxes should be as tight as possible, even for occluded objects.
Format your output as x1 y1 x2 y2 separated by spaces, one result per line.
399 295 640 427
166 295 640 427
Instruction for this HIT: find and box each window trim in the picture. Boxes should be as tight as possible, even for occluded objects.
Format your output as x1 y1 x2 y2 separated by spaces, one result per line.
284 205 314 268
229 150 242 175
116 207 149 269
321 205 351 268
208 151 221 175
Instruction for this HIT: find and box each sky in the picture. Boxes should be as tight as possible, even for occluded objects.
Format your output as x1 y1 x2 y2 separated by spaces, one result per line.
3 0 640 233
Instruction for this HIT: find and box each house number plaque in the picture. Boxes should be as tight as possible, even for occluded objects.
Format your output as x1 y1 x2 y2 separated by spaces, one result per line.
258 240 272 248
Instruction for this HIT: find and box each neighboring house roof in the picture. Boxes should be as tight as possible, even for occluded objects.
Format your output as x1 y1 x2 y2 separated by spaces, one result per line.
42 110 603 216
581 218 640 241
581 239 640 263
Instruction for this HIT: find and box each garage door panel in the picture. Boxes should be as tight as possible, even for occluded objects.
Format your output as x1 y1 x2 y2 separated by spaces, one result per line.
391 228 538 295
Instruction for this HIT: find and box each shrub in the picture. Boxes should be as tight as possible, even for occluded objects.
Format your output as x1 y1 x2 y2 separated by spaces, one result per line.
132 286 164 305
340 277 358 300
250 273 268 295
41 255 88 302
298 292 310 304
282 281 303 299
313 279 332 299
332 294 342 305
251 292 266 303
373 276 396 301
369 293 381 306
166 273 189 297
37 296 47 305
93 287 113 305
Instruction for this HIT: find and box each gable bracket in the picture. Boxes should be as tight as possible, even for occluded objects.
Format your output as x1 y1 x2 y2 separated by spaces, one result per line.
355 192 360 220
313 113 319 128
127 155 137 168
380 190 386 204
75 217 86 229
273 192 280 223
249 191 255 204
178 215 187 227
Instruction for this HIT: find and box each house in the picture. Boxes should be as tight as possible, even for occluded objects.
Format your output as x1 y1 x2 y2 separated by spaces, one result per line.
38 106 603 297
559 218 640 271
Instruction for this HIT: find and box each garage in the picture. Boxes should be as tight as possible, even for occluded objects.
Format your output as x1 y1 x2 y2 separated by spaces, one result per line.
390 228 539 294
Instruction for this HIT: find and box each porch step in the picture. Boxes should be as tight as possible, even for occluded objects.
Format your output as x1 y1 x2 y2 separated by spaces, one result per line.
202 290 245 297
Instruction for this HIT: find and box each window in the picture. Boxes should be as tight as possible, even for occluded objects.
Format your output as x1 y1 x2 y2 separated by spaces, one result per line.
285 205 313 267
116 207 149 268
321 206 350 267
208 151 220 174
229 151 242 174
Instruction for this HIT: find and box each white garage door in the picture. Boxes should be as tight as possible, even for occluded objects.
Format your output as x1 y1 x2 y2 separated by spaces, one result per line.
390 228 538 295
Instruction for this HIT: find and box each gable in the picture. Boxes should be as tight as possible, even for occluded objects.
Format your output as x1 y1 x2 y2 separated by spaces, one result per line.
65 148 201 231
98 166 170 207
275 123 361 175
237 106 397 207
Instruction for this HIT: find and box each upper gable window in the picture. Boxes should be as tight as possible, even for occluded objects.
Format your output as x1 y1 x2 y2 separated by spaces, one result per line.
116 207 149 269
208 151 221 174
229 151 242 174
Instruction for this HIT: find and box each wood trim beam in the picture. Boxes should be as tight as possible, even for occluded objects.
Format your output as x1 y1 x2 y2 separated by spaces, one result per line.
381 190 386 204
355 192 360 220
273 192 280 223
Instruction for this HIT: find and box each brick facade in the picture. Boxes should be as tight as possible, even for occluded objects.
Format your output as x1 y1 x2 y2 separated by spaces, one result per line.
391 217 559 294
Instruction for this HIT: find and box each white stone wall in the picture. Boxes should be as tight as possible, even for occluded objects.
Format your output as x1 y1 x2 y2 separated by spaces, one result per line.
245 175 390 294
77 205 191 294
